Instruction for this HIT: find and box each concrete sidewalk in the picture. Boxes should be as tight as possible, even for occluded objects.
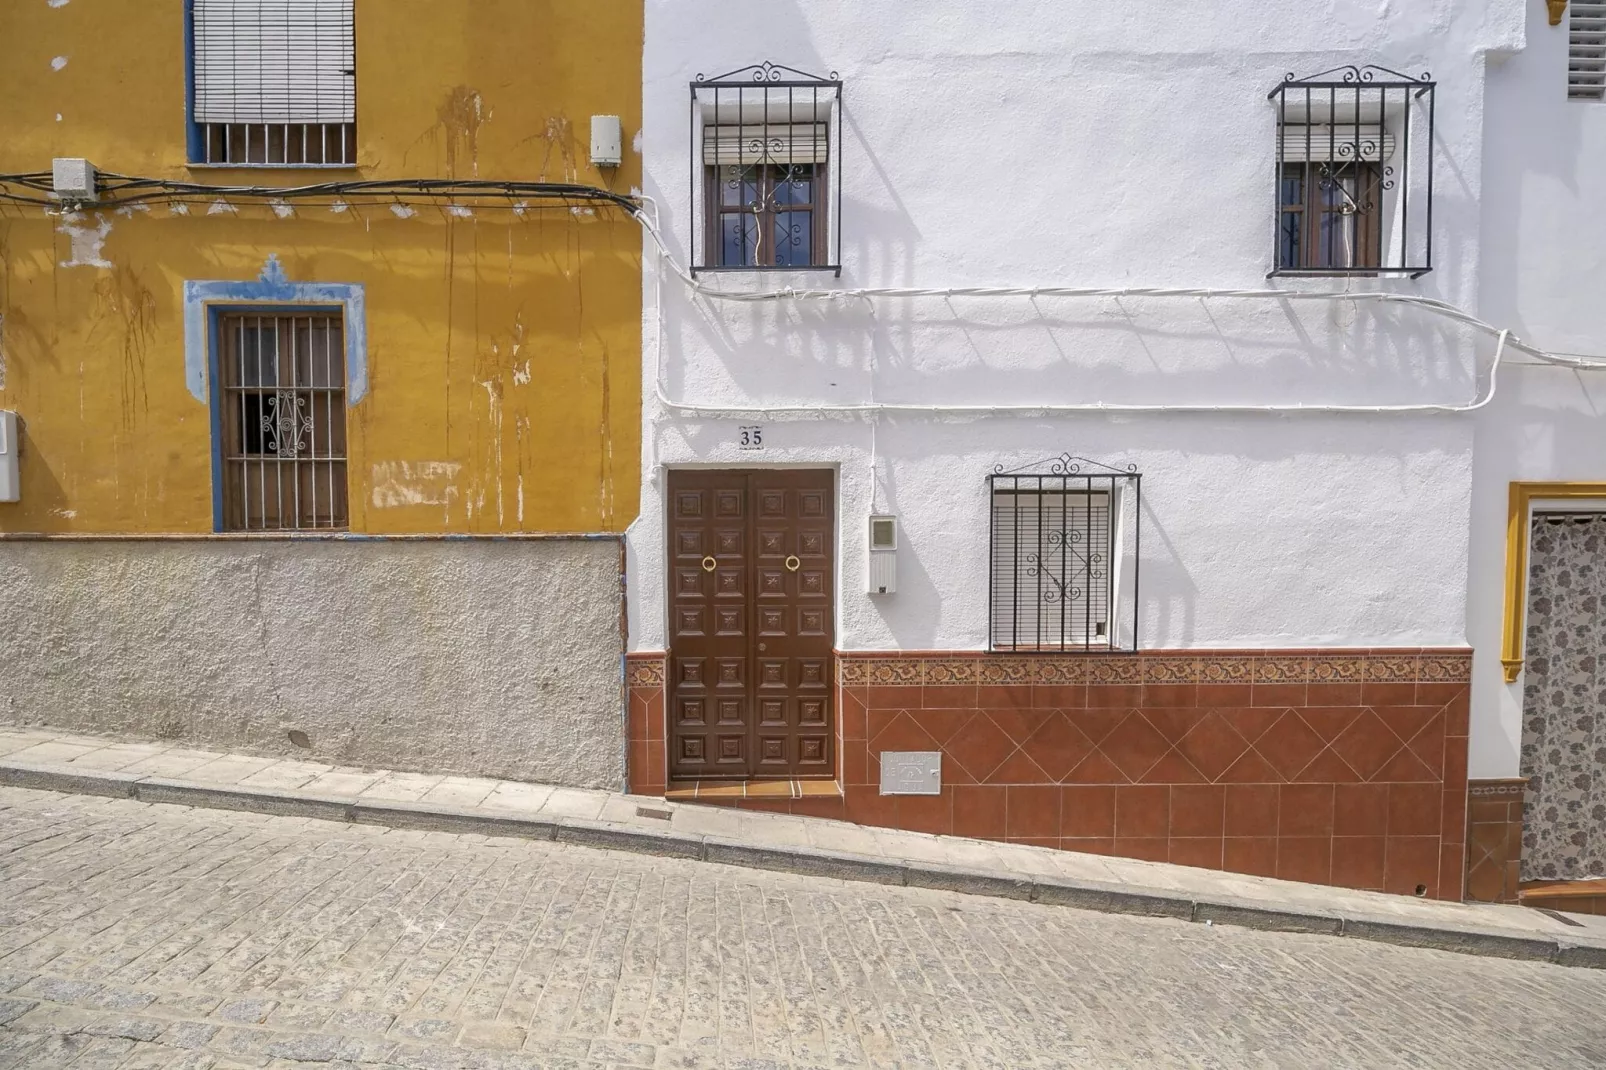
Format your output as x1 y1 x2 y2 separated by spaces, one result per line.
3 723 1603 969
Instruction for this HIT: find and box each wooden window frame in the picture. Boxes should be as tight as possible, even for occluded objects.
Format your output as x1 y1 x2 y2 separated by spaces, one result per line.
703 162 829 269
1278 161 1384 272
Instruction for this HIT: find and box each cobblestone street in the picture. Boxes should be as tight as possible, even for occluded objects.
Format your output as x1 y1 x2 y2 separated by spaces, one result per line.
1 787 1604 1069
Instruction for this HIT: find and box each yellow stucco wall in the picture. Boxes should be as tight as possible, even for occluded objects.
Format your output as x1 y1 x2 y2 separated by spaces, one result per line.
0 0 642 534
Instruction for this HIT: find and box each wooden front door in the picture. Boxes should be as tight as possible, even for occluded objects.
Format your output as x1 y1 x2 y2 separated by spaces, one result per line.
667 469 835 780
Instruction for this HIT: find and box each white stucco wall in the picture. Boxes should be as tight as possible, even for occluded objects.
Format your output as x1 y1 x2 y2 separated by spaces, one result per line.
1468 2 1606 778
0 537 626 788
632 1 1524 655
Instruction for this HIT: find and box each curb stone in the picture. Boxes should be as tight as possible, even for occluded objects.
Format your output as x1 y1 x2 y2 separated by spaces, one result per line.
4 757 1604 971
906 862 1035 900
1337 918 1559 962
134 778 353 822
556 819 705 859
1193 899 1345 935
1031 877 1196 920
1556 944 1606 969
0 765 139 799
350 798 559 840
703 839 908 885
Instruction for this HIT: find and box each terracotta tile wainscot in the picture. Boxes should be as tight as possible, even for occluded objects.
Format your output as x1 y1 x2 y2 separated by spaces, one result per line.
626 649 1472 900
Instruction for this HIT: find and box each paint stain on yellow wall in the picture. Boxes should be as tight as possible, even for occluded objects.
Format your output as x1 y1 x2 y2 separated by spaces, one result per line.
0 0 643 535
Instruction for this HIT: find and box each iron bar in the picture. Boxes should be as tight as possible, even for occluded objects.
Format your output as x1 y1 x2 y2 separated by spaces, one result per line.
221 311 346 531
1267 65 1434 278
988 455 1140 654
691 62 842 273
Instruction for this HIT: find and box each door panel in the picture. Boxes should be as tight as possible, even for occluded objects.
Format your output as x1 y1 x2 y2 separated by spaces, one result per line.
667 469 835 780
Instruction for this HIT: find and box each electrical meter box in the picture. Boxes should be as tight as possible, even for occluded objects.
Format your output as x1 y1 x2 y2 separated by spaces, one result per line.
867 515 897 594
0 411 19 502
590 116 622 167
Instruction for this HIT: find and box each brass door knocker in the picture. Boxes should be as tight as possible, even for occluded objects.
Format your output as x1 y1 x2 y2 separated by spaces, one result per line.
784 555 801 572
702 556 717 572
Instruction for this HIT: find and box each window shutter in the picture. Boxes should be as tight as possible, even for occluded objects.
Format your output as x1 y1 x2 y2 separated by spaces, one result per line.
193 0 356 124
1572 3 1606 100
990 490 1112 649
702 124 829 166
1279 124 1395 164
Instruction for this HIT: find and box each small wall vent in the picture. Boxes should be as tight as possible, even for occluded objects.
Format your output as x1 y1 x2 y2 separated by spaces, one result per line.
1571 3 1606 100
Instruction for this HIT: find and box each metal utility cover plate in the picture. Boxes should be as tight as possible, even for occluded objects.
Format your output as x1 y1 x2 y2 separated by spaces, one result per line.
879 751 941 795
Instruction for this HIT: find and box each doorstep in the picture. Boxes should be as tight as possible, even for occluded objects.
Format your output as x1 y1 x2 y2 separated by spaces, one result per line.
665 778 843 801
1521 878 1606 917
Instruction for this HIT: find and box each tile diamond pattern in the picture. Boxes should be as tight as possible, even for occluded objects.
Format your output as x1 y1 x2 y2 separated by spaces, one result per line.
1252 711 1326 781
1176 712 1251 781
645 648 1471 902
1022 713 1095 782
1331 709 1404 781
864 699 1458 790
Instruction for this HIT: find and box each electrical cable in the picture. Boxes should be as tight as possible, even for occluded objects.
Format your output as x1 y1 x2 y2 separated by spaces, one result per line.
4 171 1603 422
0 173 639 213
621 199 1606 420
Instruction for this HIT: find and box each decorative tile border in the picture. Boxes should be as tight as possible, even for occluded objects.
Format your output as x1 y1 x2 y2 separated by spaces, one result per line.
838 650 1472 687
641 649 1471 686
626 654 665 688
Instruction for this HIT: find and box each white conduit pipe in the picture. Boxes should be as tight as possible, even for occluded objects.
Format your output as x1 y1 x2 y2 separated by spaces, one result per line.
631 200 1602 419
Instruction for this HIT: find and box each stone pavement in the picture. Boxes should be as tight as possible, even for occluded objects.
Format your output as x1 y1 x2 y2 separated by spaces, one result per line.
2 725 1605 972
3 786 1606 1070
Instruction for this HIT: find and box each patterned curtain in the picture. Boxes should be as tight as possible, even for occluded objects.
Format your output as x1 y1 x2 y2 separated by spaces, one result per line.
1521 513 1606 880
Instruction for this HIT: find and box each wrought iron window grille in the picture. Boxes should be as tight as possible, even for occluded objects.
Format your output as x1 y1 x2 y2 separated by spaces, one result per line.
217 312 349 531
690 61 843 275
1268 65 1435 279
988 454 1142 654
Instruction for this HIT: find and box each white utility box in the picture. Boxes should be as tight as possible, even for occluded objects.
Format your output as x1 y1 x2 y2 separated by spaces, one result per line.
0 411 19 502
590 116 622 166
867 514 897 594
52 158 97 203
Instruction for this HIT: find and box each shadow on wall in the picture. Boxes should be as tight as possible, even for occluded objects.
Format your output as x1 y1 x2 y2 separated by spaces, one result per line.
862 450 943 650
1135 490 1200 648
11 416 72 529
861 432 1204 652
670 285 1486 408
1478 34 1601 347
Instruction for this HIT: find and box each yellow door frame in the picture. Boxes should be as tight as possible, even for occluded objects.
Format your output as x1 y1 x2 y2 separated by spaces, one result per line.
1501 481 1606 682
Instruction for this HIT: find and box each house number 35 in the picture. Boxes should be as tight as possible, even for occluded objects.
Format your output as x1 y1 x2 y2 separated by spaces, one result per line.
737 426 764 450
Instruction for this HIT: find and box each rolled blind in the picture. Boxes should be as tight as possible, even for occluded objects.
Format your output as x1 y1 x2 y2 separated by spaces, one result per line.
703 123 829 166
990 490 1112 649
1279 124 1395 164
1572 3 1606 100
193 0 355 124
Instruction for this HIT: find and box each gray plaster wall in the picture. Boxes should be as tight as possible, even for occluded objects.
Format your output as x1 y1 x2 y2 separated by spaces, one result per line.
0 537 625 788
